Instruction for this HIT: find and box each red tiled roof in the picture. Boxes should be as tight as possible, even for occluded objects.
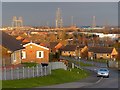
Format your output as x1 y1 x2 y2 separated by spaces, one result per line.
55 43 63 50
16 36 23 40
22 39 30 43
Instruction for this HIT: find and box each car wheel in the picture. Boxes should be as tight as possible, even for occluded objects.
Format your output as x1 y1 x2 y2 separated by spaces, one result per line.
107 75 109 78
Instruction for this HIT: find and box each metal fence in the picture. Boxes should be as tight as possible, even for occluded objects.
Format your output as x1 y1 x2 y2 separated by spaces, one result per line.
50 62 67 70
2 65 51 80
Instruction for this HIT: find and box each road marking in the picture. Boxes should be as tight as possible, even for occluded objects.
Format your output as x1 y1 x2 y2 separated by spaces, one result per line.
95 77 103 84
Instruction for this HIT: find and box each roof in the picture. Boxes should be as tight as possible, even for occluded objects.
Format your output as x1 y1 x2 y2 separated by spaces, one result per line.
88 46 113 53
61 45 77 51
1 31 23 51
40 43 49 48
55 43 63 50
77 45 85 49
23 42 49 50
22 39 30 43
116 48 120 53
16 36 23 40
49 42 59 49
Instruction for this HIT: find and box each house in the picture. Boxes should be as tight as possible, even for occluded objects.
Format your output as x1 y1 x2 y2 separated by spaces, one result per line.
60 45 77 57
1 31 23 66
88 46 113 60
22 42 50 64
111 48 120 61
49 42 59 53
60 45 85 57
80 46 89 58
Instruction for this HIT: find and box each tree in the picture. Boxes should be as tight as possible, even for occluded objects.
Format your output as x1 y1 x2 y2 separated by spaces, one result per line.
113 40 120 48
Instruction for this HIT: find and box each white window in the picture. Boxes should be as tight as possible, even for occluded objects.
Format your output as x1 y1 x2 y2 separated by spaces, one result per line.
11 52 16 62
13 52 16 60
22 51 26 59
36 51 44 58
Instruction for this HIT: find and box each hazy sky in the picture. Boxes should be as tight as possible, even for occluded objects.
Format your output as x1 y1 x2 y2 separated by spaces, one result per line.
2 0 120 2
2 2 118 27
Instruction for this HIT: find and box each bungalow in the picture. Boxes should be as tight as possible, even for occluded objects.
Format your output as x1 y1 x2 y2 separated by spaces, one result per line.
22 42 50 64
88 46 113 60
1 31 23 66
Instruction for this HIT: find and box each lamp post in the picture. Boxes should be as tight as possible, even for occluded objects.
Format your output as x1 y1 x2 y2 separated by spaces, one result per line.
77 46 81 68
79 57 81 68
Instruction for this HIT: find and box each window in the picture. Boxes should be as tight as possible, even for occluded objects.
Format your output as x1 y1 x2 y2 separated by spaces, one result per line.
22 51 26 59
36 51 44 58
12 52 16 62
13 53 16 60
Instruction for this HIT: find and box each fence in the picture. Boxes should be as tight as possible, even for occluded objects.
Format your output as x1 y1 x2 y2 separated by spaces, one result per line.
2 62 67 80
2 65 51 80
108 61 118 68
50 62 67 70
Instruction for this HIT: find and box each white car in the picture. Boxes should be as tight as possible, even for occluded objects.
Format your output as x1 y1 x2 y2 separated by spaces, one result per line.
97 68 109 78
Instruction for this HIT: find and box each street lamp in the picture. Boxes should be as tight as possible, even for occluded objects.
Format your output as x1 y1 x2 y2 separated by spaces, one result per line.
79 57 81 68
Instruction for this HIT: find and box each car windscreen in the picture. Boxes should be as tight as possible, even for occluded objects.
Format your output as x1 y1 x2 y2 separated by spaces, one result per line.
99 69 108 71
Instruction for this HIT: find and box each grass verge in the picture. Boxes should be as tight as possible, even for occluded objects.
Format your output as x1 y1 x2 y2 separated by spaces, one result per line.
88 59 107 63
2 68 90 88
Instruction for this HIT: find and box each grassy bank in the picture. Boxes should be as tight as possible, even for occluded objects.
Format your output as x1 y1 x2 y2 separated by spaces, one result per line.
2 68 90 88
88 59 107 63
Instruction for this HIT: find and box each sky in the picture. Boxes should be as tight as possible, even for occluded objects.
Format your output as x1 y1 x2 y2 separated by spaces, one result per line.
2 2 118 27
1 0 120 2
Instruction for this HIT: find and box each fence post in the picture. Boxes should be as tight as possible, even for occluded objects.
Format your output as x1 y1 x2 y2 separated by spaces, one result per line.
41 66 43 76
22 67 24 79
4 67 6 80
11 67 13 80
72 63 74 68
27 67 29 78
44 66 47 76
17 67 19 79
32 66 34 77
49 64 51 75
36 65 39 76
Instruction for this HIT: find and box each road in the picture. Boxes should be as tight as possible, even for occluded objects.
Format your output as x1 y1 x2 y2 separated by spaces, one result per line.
81 67 119 88
59 56 119 88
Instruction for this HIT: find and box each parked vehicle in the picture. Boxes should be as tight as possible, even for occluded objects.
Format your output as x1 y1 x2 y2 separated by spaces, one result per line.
97 68 109 78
